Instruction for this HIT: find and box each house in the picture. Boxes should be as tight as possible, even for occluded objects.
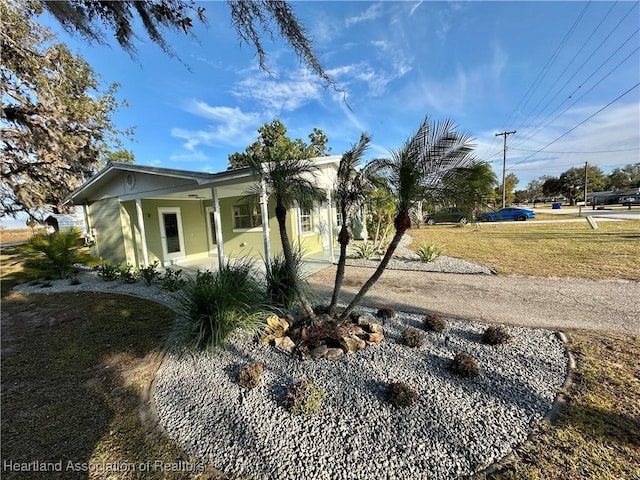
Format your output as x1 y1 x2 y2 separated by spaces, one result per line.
63 157 341 269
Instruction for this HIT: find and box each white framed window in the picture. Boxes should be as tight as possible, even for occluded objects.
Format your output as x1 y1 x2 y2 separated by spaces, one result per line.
299 207 313 233
233 204 262 230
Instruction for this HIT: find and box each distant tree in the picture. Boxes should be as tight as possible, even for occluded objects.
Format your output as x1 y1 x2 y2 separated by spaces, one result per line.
606 163 640 190
1 1 129 217
103 149 135 166
513 190 528 204
495 173 519 206
525 176 552 205
559 165 606 205
228 120 330 169
542 177 563 199
36 0 337 87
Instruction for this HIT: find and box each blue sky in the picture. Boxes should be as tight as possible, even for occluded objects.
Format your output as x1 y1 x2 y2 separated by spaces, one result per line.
3 2 639 228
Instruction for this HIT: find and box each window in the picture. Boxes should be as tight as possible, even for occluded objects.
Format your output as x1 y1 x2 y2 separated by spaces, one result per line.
299 207 312 233
233 204 262 229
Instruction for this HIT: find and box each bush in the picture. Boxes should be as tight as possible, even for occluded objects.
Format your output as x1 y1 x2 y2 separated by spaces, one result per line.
97 262 120 281
171 260 268 350
415 243 443 262
265 251 314 310
28 228 90 279
238 362 264 389
118 264 139 284
376 307 397 321
386 381 418 408
450 353 480 378
161 268 186 292
353 242 377 259
423 312 446 333
284 379 325 416
402 327 424 348
482 325 511 345
139 260 161 286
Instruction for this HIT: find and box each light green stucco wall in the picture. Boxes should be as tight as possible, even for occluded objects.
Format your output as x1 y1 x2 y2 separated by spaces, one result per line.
88 198 127 264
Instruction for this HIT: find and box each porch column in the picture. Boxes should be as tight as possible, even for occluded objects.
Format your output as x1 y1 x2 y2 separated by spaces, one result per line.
260 178 271 270
361 203 368 241
326 189 335 263
135 198 149 267
295 202 302 252
212 186 225 267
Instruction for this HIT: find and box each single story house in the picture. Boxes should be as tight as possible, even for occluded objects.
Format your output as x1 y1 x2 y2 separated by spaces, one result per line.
63 157 341 269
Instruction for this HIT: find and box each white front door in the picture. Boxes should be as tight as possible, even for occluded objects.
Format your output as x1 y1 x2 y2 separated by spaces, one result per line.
205 206 217 254
158 207 185 264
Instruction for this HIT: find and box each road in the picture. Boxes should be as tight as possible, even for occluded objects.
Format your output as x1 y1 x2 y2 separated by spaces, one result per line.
307 266 640 335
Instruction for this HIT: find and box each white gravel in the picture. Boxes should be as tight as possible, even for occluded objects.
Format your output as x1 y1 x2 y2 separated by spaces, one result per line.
155 311 568 480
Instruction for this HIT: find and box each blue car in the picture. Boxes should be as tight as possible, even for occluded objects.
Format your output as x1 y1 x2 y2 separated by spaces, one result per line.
477 207 536 222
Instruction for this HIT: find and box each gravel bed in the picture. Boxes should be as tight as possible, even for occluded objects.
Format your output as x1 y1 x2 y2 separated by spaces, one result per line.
11 270 181 310
155 310 568 480
346 234 495 275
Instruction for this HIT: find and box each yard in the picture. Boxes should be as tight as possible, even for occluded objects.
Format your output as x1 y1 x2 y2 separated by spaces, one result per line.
1 220 639 479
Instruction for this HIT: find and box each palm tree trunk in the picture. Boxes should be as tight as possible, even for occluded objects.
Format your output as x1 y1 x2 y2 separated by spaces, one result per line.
275 205 316 320
328 205 350 315
337 225 407 322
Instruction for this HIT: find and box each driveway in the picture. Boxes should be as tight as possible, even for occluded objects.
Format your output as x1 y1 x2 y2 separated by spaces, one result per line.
307 266 640 335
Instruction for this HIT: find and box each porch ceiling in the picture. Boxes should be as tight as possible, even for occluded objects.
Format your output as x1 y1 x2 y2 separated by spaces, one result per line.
146 181 261 201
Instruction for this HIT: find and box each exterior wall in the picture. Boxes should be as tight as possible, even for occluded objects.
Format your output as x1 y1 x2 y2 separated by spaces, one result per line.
87 198 127 264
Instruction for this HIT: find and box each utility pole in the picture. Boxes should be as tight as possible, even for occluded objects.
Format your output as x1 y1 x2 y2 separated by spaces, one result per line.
584 161 588 205
495 130 516 208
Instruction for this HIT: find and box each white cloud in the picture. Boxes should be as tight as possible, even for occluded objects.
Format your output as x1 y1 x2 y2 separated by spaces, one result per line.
171 101 261 150
169 150 210 162
345 3 384 27
409 1 424 17
232 70 323 113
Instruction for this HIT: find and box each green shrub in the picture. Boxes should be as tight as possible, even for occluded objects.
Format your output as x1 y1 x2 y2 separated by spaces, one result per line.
284 379 325 416
265 251 314 310
138 260 161 286
450 353 480 378
376 307 397 321
482 325 511 345
118 264 139 284
171 260 268 350
402 327 424 348
423 312 446 333
97 262 120 281
386 381 418 408
415 243 443 262
160 268 186 292
238 362 264 389
28 228 90 279
353 242 377 259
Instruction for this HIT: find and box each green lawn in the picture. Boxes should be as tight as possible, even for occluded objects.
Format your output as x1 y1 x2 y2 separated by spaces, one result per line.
410 220 640 280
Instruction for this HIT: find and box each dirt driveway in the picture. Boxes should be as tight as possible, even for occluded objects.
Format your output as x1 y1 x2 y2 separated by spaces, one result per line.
307 266 640 335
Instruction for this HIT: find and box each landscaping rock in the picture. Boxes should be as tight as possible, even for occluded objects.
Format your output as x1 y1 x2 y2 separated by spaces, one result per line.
366 332 384 343
368 323 384 334
310 344 329 359
340 335 366 354
324 348 344 360
274 336 296 354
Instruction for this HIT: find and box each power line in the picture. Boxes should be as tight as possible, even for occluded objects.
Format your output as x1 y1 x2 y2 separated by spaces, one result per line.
511 147 640 154
508 82 640 169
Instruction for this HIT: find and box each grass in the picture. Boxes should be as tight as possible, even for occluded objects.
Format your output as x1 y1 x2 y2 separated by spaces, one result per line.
410 220 640 280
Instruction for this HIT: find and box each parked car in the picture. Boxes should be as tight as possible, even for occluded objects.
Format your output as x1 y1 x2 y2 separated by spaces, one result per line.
424 207 469 225
477 207 536 222
620 195 640 207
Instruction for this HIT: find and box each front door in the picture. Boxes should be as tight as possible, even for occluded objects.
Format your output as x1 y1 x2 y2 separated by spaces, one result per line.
205 206 217 254
158 207 185 264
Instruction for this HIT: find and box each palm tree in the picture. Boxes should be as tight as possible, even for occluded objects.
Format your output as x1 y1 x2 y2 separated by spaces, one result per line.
439 161 498 214
337 117 478 322
246 153 326 319
328 133 373 315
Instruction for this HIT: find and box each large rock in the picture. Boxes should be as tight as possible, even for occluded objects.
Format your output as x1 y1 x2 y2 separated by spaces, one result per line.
273 336 296 354
324 348 344 360
366 332 384 343
310 344 329 359
339 335 366 354
368 323 384 334
357 313 378 327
